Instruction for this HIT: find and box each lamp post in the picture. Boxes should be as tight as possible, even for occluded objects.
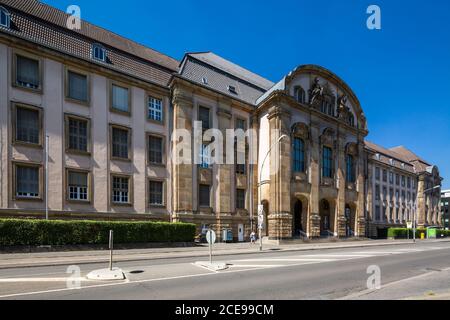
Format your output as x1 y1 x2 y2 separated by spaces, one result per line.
258 134 289 252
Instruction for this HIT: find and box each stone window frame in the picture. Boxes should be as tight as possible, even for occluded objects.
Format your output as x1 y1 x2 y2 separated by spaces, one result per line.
12 49 43 94
109 124 132 162
198 105 212 133
11 102 44 148
235 188 246 210
64 66 91 106
147 94 165 125
110 173 133 206
321 145 334 179
293 86 306 104
11 161 43 201
198 184 211 209
345 143 358 185
292 137 306 173
65 167 92 204
109 81 132 116
146 132 166 166
64 113 91 156
148 178 166 208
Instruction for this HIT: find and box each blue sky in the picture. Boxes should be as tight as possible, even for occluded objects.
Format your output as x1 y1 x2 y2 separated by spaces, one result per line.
43 0 450 188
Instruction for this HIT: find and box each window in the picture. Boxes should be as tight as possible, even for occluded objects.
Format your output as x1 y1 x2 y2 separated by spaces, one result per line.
149 180 164 206
389 172 394 184
66 116 89 153
382 169 387 182
294 86 306 104
389 188 394 201
348 115 355 127
67 171 89 201
15 165 40 199
395 190 399 201
112 176 130 204
0 6 10 28
148 96 163 122
198 106 210 132
346 154 355 183
148 135 163 164
199 184 210 207
228 85 237 94
111 84 129 113
111 126 130 159
236 189 246 209
14 105 41 145
401 191 406 203
375 167 380 180
235 145 246 175
375 205 381 221
407 177 411 188
92 44 106 62
383 186 387 200
401 175 406 187
67 70 88 102
235 118 246 131
199 144 210 169
395 174 400 186
15 54 40 90
375 185 380 200
322 146 333 178
293 138 305 173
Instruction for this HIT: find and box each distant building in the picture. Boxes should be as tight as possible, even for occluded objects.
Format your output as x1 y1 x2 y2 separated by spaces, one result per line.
441 190 450 230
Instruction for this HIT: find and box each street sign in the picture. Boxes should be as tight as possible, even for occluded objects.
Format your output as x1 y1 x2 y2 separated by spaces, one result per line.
407 222 413 229
206 230 216 245
258 223 264 230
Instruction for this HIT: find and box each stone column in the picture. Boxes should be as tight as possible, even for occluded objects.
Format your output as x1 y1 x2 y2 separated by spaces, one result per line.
417 175 426 227
171 88 194 222
356 139 366 237
250 114 260 233
267 106 292 240
336 129 347 238
309 120 321 238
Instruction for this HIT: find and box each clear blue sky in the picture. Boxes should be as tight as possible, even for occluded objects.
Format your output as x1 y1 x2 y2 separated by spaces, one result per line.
43 0 450 189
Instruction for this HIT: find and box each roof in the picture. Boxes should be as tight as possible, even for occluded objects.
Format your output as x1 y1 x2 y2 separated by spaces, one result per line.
389 146 429 164
365 140 416 173
178 52 273 105
186 52 274 91
0 0 178 86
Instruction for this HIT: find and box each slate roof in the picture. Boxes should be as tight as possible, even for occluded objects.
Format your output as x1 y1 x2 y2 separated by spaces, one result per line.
178 52 273 105
0 0 178 87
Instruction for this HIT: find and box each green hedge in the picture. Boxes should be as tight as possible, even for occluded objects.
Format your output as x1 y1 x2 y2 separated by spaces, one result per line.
0 219 196 246
387 228 450 239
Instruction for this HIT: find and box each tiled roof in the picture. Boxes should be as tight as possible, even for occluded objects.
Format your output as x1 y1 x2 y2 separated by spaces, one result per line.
179 53 270 105
0 0 178 87
365 140 416 173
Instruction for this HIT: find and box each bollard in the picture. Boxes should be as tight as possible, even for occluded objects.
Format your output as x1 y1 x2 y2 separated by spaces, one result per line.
109 230 114 271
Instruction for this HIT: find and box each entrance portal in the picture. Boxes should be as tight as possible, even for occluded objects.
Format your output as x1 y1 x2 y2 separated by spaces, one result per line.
294 200 303 236
320 199 331 235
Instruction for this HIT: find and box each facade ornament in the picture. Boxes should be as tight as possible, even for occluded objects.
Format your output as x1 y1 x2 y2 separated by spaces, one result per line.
309 77 323 105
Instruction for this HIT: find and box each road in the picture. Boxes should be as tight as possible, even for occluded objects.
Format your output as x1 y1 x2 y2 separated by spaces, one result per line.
0 241 450 300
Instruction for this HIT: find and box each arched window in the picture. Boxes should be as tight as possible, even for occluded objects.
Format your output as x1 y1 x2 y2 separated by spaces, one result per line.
346 154 355 183
294 86 306 104
293 137 305 172
0 6 10 28
92 43 106 62
348 114 355 127
321 100 334 117
322 146 333 178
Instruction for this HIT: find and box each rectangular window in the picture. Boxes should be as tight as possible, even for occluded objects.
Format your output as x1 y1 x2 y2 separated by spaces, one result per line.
375 167 380 180
382 169 387 182
199 144 210 169
389 172 394 184
15 105 40 145
401 191 406 203
15 55 40 90
198 106 210 132
383 186 387 200
235 118 246 131
112 176 130 204
111 127 130 159
148 135 163 164
322 146 333 178
67 70 88 102
68 171 88 201
346 154 355 183
407 177 411 188
395 174 400 186
401 175 406 187
389 188 394 201
375 206 381 221
199 184 210 207
149 180 164 206
111 84 129 113
148 96 163 122
375 185 380 200
293 138 305 173
15 165 39 198
236 189 246 209
67 116 89 153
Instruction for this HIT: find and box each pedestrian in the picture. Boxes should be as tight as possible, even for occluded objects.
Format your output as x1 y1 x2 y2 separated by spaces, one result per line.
250 231 256 244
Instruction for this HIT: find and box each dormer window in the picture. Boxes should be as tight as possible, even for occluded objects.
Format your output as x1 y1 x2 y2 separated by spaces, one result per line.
202 77 208 85
92 44 106 62
294 86 306 104
375 153 381 160
0 6 10 28
228 85 237 95
389 159 395 166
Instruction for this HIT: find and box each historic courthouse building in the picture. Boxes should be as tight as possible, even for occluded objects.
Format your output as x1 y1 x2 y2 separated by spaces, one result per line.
0 0 443 240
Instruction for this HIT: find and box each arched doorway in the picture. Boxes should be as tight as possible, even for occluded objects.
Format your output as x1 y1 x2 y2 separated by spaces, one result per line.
345 204 356 237
320 199 331 235
293 200 303 236
261 200 269 237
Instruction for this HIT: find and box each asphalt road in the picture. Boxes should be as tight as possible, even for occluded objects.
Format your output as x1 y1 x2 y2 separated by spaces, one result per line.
1 241 450 300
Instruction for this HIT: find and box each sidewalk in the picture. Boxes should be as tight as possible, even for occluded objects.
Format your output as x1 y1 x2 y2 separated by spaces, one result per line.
1 239 449 270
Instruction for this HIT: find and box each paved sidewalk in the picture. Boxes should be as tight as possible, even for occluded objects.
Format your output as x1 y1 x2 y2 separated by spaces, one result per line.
1 239 449 270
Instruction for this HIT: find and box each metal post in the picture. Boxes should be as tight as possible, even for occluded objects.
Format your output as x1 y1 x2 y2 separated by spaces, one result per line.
45 135 49 220
209 231 213 264
109 230 114 271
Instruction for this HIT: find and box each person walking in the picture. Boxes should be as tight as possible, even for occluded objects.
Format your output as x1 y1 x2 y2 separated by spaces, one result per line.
250 231 256 244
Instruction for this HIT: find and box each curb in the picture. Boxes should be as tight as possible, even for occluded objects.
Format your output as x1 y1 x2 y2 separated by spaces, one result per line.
0 239 448 270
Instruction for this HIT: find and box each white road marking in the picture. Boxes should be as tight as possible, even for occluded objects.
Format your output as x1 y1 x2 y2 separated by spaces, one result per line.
0 277 91 283
234 258 336 262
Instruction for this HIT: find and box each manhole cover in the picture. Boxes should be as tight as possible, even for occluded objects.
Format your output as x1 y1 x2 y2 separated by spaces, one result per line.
129 270 144 274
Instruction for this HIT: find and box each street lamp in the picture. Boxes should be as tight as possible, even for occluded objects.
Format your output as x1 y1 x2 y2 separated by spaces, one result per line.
413 184 441 243
258 134 289 252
